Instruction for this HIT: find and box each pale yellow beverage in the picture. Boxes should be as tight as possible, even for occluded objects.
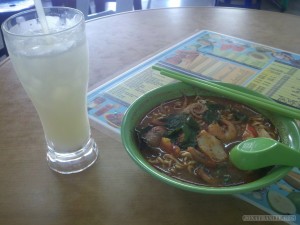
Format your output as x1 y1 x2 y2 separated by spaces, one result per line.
11 39 90 152
2 7 98 173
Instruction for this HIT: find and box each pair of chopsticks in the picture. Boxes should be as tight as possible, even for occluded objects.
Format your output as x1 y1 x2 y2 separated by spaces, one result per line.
152 64 300 121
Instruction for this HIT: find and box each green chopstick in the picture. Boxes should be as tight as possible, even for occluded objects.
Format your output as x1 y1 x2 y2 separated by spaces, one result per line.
152 64 300 121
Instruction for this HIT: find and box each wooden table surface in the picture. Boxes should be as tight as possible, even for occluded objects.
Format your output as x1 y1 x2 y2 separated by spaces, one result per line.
1 7 299 225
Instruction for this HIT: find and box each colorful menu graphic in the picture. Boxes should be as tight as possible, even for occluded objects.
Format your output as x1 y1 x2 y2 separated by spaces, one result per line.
247 62 300 108
159 31 300 108
88 29 300 134
87 68 176 134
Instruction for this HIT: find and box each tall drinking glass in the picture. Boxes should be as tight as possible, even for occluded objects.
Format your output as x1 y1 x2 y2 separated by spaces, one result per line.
2 7 99 174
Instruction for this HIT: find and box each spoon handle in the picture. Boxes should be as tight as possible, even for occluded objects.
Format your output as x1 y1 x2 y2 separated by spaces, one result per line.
229 138 300 170
273 143 300 168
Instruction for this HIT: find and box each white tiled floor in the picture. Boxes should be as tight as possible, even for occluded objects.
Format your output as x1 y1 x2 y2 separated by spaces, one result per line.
145 0 215 9
145 0 300 15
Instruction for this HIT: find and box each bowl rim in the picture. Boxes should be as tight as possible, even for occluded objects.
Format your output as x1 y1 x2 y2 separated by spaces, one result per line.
121 82 300 194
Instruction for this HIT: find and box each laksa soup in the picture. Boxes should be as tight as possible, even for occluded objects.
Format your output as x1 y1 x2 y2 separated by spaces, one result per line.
135 95 279 187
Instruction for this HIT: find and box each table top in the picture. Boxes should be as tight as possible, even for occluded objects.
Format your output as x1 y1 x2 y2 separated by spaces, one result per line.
1 7 299 225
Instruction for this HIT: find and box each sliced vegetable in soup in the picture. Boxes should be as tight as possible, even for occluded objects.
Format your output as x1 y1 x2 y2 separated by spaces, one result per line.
135 95 279 187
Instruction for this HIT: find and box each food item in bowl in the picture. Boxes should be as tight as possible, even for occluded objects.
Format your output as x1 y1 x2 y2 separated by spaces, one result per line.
135 95 279 187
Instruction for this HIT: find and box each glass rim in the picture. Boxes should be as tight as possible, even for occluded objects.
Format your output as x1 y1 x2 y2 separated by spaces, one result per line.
1 7 84 38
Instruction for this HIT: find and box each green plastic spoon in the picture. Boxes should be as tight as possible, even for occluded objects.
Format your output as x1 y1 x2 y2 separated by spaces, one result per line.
229 137 300 170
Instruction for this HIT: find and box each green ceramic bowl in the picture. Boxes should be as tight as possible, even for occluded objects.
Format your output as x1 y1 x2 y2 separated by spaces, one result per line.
121 82 300 194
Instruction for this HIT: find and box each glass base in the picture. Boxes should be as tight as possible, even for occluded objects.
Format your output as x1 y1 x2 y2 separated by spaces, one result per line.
47 138 99 174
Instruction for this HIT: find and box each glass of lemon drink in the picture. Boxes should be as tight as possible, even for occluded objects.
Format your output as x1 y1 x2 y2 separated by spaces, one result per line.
1 6 99 174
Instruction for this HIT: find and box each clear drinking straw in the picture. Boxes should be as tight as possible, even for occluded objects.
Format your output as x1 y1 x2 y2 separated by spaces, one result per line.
34 0 49 33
